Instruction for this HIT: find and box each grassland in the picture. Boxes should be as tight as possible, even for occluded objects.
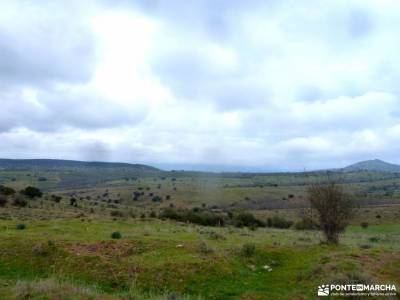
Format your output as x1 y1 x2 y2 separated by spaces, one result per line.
0 167 399 299
0 217 399 299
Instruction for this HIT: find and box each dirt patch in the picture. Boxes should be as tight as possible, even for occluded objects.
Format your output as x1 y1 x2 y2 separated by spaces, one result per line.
360 251 400 285
66 240 147 259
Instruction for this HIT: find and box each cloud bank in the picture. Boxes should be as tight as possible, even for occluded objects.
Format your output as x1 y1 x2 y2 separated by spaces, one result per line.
1 0 400 171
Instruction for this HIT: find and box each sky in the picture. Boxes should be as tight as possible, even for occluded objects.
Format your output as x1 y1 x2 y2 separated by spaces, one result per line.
1 0 400 171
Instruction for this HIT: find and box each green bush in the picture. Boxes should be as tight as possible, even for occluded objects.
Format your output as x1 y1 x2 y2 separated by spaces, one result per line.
16 223 27 230
20 186 43 199
369 236 379 243
241 243 256 257
295 216 319 230
360 222 369 229
51 195 62 203
267 216 293 229
234 212 265 228
198 241 214 254
0 185 16 196
152 196 162 202
159 208 225 227
111 231 122 239
110 210 124 217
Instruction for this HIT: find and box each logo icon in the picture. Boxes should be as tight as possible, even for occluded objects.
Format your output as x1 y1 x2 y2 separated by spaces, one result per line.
318 285 330 296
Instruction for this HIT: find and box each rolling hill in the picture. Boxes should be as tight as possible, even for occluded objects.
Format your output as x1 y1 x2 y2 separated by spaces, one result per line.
343 159 400 173
0 158 159 172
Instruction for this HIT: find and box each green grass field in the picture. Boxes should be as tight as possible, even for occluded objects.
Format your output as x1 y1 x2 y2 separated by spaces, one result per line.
0 217 399 299
0 168 399 299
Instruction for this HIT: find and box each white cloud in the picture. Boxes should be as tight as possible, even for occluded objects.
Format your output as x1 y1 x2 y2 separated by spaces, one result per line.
1 0 400 170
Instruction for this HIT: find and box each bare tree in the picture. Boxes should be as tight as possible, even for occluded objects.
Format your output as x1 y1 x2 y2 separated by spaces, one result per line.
307 181 354 244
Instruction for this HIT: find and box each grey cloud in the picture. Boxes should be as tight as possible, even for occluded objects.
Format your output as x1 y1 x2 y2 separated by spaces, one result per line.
0 87 148 133
153 50 215 99
154 51 269 111
0 2 96 87
108 0 278 32
2 0 400 170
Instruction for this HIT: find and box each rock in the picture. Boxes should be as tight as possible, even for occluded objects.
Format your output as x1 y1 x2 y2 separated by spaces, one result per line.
263 265 272 271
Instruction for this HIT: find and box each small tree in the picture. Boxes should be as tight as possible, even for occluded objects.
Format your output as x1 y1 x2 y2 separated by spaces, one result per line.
0 185 16 196
308 182 354 244
20 186 43 199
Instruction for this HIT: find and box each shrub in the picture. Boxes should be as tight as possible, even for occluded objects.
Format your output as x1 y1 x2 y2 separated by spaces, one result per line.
152 196 162 202
208 231 226 240
369 236 379 243
16 223 26 230
51 195 62 203
111 231 122 239
249 224 258 231
70 198 77 206
184 211 225 226
295 216 319 230
308 182 354 244
267 216 293 229
20 186 43 199
149 211 157 218
13 195 28 207
360 222 369 229
110 210 124 217
159 208 225 226
32 242 53 256
234 212 265 228
159 208 180 220
198 241 214 254
0 185 16 196
241 243 256 257
0 195 8 207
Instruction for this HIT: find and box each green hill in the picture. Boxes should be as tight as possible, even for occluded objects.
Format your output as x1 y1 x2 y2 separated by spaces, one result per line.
343 159 400 173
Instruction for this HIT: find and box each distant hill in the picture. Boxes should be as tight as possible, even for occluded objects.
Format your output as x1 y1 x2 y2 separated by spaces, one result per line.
0 158 159 172
343 159 400 173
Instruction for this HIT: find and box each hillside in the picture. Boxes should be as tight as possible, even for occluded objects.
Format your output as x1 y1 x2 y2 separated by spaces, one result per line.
343 159 400 173
0 158 159 172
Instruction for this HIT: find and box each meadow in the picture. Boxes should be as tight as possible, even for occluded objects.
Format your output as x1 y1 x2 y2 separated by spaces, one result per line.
0 166 399 299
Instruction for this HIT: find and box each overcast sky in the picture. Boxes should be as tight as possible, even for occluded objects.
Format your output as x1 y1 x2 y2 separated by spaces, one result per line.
1 0 400 171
